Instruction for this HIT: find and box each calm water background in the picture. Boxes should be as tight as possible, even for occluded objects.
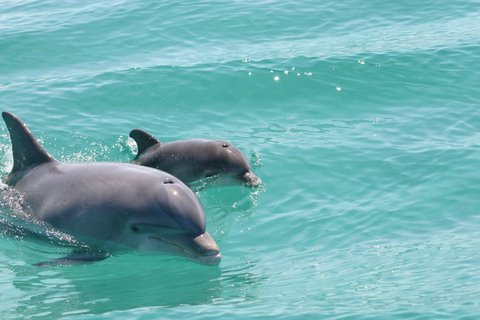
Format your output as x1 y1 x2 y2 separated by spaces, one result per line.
1 1 480 319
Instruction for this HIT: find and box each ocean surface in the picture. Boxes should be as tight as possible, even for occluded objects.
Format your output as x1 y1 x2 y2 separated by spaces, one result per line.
1 1 480 319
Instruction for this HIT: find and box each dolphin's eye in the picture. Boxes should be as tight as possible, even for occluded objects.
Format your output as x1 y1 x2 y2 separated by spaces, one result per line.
222 143 229 148
163 179 174 184
131 225 139 233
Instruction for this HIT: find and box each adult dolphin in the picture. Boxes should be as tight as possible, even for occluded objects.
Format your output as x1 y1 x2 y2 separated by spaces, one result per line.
1 112 221 266
129 129 261 187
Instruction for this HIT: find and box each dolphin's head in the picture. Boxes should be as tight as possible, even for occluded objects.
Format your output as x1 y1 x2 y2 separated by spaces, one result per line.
126 176 221 265
203 141 261 187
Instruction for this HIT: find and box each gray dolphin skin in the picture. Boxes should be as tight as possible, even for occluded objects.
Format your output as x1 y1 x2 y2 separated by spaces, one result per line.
129 129 261 187
1 112 221 266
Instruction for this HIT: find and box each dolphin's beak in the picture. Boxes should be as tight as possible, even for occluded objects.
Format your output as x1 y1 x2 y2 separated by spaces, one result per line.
188 232 222 266
241 171 261 187
145 227 222 266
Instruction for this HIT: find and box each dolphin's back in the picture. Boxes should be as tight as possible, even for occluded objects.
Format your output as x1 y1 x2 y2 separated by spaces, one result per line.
13 161 206 242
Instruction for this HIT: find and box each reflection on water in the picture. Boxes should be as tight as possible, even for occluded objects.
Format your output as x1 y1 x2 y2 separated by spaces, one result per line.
0 251 266 318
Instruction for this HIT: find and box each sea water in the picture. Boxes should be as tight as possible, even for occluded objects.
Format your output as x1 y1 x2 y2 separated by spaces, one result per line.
1 1 480 319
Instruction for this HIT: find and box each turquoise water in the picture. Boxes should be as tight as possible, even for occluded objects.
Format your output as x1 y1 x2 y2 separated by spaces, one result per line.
1 0 480 319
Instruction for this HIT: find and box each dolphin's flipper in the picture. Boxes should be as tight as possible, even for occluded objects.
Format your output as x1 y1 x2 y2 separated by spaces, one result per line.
2 112 54 177
129 129 160 158
33 250 111 267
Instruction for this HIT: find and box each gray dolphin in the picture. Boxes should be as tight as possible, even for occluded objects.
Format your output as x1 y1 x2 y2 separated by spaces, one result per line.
1 112 221 266
129 129 261 187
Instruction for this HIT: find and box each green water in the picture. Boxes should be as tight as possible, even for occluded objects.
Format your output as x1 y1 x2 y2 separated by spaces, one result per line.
1 1 480 319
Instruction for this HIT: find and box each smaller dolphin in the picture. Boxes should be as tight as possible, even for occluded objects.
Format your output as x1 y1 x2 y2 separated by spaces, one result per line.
129 129 261 187
2 112 221 266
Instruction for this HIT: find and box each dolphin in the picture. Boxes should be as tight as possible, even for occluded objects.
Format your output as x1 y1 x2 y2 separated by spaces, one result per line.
1 112 221 266
129 129 261 187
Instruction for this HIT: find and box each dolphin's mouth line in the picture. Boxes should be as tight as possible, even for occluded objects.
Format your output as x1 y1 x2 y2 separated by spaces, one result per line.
148 235 220 258
149 235 186 253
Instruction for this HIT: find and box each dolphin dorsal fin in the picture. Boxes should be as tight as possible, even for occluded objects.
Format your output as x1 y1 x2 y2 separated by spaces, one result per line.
129 129 160 157
2 111 54 174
